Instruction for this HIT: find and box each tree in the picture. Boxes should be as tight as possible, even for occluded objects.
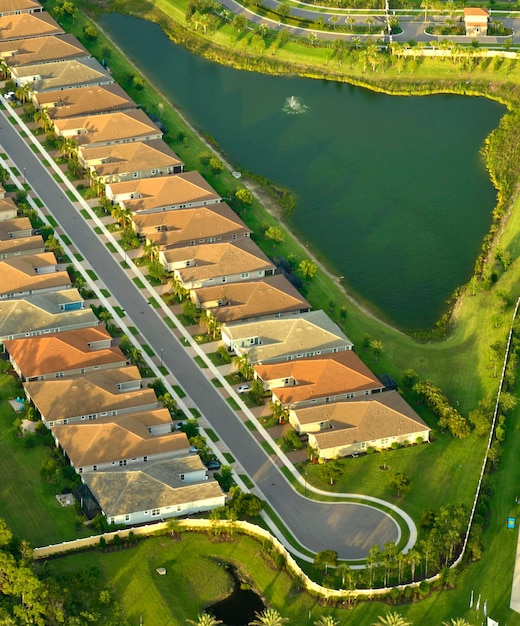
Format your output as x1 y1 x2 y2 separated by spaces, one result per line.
233 353 254 380
209 157 224 175
314 616 339 626
372 612 411 626
371 339 384 361
299 259 318 281
0 165 9 186
83 24 99 39
270 400 289 424
233 14 247 33
313 549 338 574
388 472 410 497
346 16 355 32
133 76 145 91
319 460 342 485
265 226 285 246
278 2 290 20
249 609 289 626
14 83 32 105
186 613 223 626
442 620 473 626
214 465 233 492
235 187 253 207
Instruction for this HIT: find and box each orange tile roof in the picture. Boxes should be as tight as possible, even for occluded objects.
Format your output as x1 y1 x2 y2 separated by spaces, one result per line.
0 252 71 296
0 12 63 41
463 7 489 16
0 33 87 67
143 203 250 247
5 327 126 379
51 410 188 468
35 83 136 119
192 275 310 323
254 352 382 405
111 171 219 213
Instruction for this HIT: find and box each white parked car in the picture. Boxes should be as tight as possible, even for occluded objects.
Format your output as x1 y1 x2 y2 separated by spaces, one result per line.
237 384 251 394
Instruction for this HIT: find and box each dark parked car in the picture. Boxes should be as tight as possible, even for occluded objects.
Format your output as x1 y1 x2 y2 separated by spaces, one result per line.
205 460 221 471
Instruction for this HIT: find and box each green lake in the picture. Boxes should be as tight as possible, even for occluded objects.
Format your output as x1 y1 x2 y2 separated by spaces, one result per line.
101 14 504 330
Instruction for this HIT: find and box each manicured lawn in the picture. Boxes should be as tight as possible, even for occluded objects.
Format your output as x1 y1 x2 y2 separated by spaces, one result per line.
0 372 91 547
304 430 487 528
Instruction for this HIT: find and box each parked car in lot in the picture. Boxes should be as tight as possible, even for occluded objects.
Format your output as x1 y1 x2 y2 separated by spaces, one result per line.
205 459 221 471
237 384 251 394
189 446 198 454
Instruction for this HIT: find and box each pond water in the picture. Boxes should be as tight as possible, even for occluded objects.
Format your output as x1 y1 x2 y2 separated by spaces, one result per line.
207 561 264 625
100 13 504 329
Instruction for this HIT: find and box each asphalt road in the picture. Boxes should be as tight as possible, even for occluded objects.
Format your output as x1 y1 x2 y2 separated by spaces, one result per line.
0 107 399 560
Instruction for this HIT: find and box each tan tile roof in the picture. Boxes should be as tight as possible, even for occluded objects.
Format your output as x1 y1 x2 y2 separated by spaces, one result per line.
14 57 112 92
0 234 44 255
0 12 62 41
0 252 71 297
224 310 353 364
1 0 42 13
463 7 489 16
109 171 219 213
23 366 157 420
302 391 429 449
192 274 310 323
35 83 137 119
51 410 186 468
145 203 250 248
54 109 161 147
5 326 126 378
83 460 224 517
0 290 98 339
170 239 274 284
0 217 31 236
0 197 19 217
80 139 182 177
254 352 383 405
0 33 87 67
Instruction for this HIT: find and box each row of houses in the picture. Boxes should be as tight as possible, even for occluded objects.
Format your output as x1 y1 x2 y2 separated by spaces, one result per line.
0 2 430 470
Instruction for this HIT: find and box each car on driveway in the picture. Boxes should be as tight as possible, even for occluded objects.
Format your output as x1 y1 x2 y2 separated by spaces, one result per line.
237 384 251 394
205 459 221 471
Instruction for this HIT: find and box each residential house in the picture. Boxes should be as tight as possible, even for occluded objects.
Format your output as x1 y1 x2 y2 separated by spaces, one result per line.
0 34 88 68
190 274 311 324
33 83 137 119
105 171 220 215
5 326 127 381
0 288 99 345
24 366 161 426
0 252 71 300
79 139 183 185
0 12 63 42
51 409 188 474
142 204 251 250
0 187 18 221
0 234 45 258
292 391 430 459
222 310 353 365
11 57 113 92
0 216 33 238
167 239 275 290
82 456 226 525
53 109 162 149
463 8 489 36
0 0 43 16
254 351 384 409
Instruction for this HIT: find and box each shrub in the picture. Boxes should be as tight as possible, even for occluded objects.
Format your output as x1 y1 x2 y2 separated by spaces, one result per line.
366 447 375 454
391 441 400 449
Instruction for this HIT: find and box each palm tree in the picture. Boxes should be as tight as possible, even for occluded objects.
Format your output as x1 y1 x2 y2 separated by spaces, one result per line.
314 615 340 626
372 612 411 626
249 608 289 626
14 82 32 104
186 613 223 626
270 400 289 424
442 620 473 626
200 310 221 340
233 353 254 380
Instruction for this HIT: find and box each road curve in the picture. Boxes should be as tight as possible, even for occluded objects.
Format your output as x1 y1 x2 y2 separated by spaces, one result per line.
0 106 400 560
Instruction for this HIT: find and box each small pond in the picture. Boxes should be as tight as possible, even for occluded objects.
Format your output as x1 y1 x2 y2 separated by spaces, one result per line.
208 562 264 625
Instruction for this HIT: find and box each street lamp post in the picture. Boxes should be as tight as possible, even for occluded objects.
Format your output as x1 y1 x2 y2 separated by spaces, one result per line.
160 348 164 369
304 470 308 496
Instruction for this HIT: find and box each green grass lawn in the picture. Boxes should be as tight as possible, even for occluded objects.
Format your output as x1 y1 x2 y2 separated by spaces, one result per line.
0 372 92 547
